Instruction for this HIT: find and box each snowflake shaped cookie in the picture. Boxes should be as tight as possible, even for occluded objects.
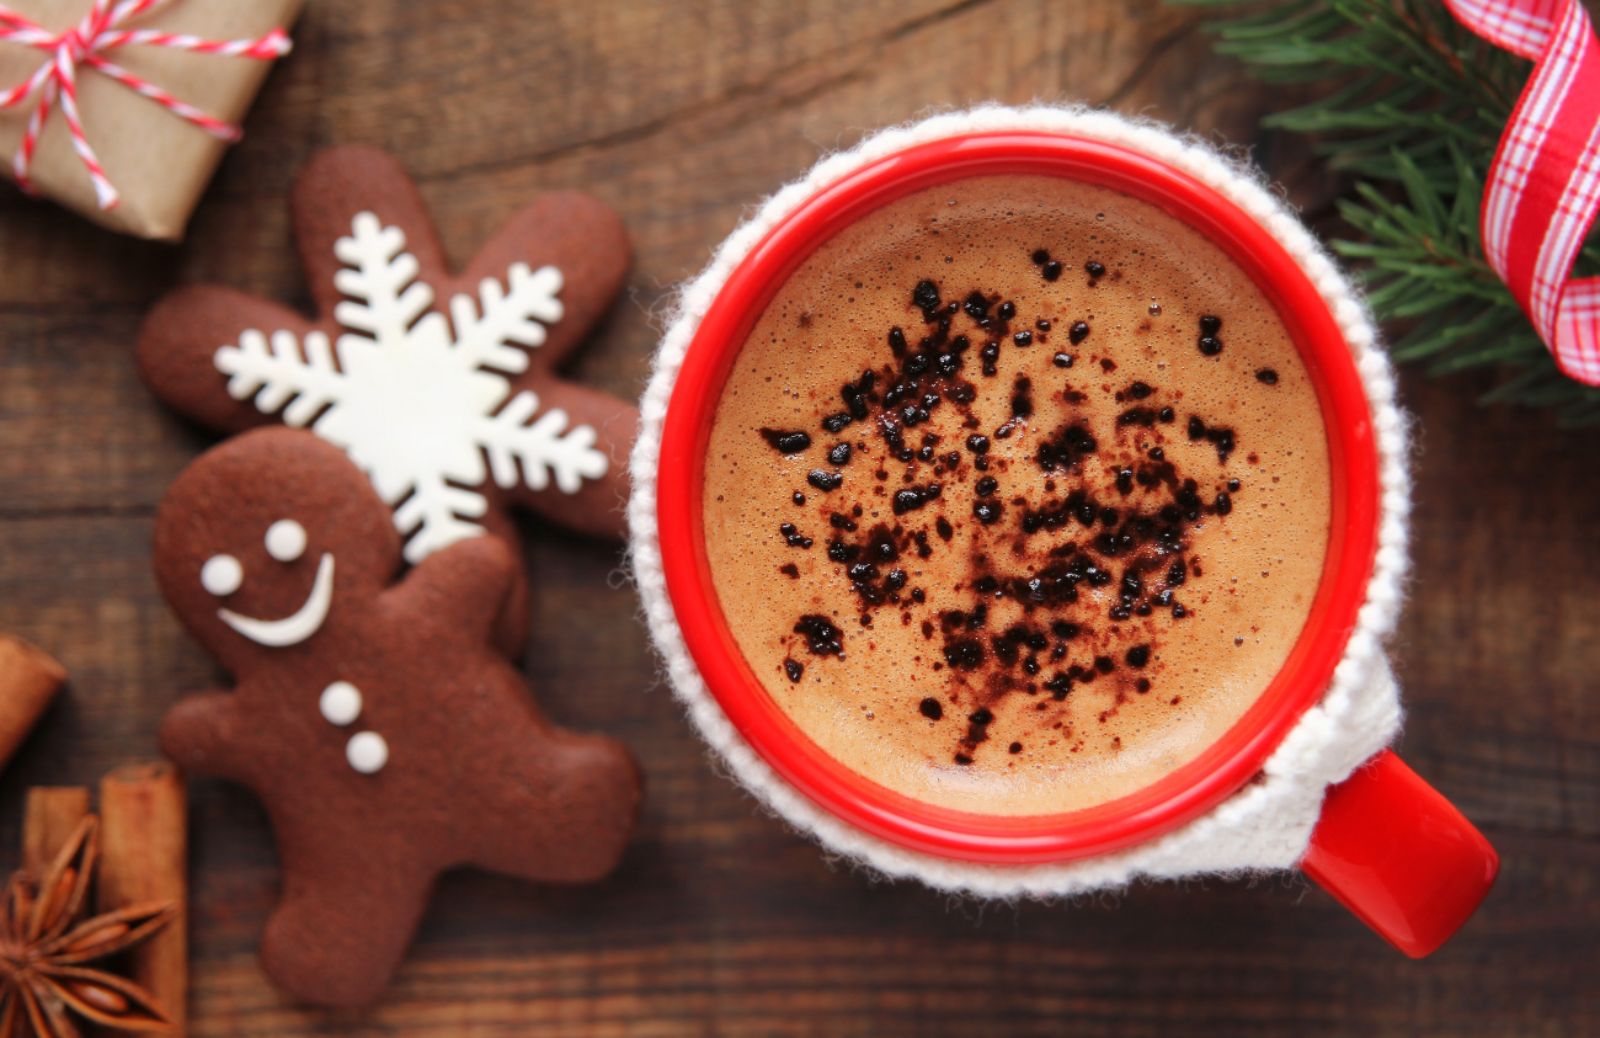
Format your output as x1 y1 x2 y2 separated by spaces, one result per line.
216 211 607 561
139 145 637 573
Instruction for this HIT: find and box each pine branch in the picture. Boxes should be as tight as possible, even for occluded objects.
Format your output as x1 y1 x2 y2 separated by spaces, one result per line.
1171 0 1600 426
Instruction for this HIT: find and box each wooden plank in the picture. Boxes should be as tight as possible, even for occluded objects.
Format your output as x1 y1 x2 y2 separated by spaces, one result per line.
179 830 1596 1037
1394 375 1600 837
0 2 1238 308
0 310 192 515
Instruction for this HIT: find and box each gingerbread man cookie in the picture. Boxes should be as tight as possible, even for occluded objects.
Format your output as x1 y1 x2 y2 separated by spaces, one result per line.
138 145 637 652
155 427 641 1008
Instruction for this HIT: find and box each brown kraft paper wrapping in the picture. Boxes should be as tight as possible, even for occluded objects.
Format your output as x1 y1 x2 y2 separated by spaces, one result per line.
0 0 304 240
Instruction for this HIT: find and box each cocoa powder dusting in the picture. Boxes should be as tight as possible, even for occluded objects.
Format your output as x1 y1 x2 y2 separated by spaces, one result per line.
764 266 1245 765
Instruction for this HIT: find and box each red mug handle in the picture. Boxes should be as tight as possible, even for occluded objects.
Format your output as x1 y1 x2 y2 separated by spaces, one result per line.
1301 750 1499 956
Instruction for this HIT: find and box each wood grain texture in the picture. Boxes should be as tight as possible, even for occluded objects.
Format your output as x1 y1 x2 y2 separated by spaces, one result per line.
0 1 1594 1034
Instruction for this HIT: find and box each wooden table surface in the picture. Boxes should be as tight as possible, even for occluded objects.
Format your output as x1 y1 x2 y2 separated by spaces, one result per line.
1 2 1596 1034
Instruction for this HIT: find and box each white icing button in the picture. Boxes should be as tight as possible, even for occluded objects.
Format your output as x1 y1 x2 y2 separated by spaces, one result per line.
264 519 308 563
346 731 388 775
200 554 243 597
319 681 363 726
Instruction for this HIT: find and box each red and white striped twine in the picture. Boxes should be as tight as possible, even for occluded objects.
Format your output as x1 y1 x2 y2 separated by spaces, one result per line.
0 0 290 211
1444 0 1600 385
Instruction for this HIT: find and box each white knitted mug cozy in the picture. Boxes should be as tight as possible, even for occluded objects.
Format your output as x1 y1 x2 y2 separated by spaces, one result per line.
629 105 1411 898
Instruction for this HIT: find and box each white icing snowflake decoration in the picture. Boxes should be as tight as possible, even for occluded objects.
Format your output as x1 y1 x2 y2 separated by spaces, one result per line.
215 212 609 563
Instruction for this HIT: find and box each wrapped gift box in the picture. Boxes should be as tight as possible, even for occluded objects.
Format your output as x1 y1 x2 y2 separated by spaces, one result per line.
0 0 304 240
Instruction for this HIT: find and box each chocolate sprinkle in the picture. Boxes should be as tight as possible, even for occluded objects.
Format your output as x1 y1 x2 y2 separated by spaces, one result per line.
760 428 812 454
792 614 843 657
807 469 844 492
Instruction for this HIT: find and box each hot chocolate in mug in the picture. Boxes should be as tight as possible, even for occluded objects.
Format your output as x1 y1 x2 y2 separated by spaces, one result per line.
630 107 1497 956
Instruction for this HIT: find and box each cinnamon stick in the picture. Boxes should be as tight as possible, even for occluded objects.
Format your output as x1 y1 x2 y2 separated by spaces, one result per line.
22 786 91 873
98 761 189 1036
0 635 66 774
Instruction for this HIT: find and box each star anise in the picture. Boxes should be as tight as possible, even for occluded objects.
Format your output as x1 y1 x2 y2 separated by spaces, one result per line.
0 817 176 1037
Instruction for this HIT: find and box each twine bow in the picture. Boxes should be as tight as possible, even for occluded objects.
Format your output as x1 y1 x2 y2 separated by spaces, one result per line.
0 0 290 210
1444 0 1600 385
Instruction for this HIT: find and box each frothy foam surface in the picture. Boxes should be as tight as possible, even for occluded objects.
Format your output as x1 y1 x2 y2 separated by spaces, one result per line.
702 174 1331 817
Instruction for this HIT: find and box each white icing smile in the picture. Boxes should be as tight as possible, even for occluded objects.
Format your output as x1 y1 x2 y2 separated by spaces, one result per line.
217 552 336 647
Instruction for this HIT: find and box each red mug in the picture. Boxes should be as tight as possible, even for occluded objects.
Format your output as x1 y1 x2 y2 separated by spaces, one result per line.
647 125 1497 956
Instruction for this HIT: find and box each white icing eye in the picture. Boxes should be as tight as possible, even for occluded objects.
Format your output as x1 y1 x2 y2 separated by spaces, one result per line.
264 519 307 563
346 731 389 775
201 554 243 597
319 681 363 726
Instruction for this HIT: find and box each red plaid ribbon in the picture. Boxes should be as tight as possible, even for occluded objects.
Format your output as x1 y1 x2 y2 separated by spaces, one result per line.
0 0 290 211
1444 0 1600 384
